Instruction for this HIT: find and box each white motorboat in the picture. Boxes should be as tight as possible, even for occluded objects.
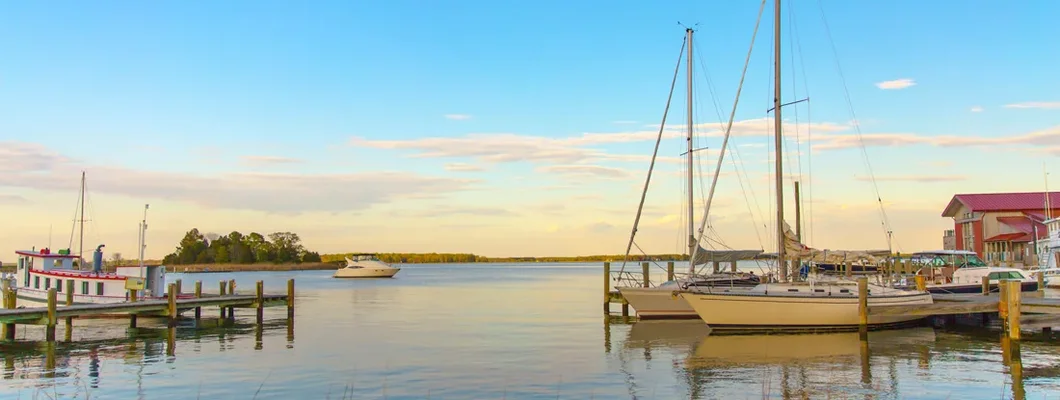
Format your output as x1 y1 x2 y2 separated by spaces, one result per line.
333 254 401 278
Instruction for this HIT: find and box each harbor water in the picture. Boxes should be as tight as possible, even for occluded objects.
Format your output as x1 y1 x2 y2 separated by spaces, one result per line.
1 262 1059 399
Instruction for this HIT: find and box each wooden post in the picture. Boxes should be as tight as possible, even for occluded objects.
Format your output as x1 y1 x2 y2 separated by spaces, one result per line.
194 281 202 321
65 280 73 340
641 262 649 288
1007 280 1021 340
845 261 852 278
1038 272 1045 293
167 283 177 327
46 288 57 342
219 280 227 319
228 279 235 294
914 275 926 292
857 276 868 328
999 279 1009 322
129 288 138 303
603 262 611 314
666 261 674 281
287 279 295 320
2 286 15 340
255 280 264 325
175 279 182 295
982 276 990 295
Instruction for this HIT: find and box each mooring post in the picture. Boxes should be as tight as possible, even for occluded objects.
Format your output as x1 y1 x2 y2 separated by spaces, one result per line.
175 279 182 296
46 288 57 342
287 279 295 320
999 279 1009 324
845 261 853 278
219 280 227 319
666 261 675 281
167 283 177 327
1037 272 1045 293
255 280 264 325
64 280 74 341
1007 280 1022 340
982 276 990 295
228 279 236 295
194 280 202 321
603 262 611 314
2 286 15 340
641 262 649 288
914 275 926 292
857 276 868 328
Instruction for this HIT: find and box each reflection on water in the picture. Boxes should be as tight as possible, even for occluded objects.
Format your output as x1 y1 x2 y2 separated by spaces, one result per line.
0 263 1058 399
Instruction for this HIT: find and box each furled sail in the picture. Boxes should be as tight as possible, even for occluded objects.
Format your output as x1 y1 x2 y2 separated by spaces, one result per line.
781 221 888 264
691 245 763 265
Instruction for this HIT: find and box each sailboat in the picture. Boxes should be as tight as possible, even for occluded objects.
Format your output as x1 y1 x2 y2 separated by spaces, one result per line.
613 27 765 319
6 172 167 307
677 0 932 328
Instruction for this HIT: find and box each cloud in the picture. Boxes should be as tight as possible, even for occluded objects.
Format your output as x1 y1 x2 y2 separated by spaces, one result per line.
240 155 303 166
1003 102 1060 110
536 164 630 179
0 194 29 204
875 79 916 90
969 106 984 113
403 205 518 218
812 125 1060 151
444 114 472 120
443 162 484 172
853 174 967 183
0 141 479 214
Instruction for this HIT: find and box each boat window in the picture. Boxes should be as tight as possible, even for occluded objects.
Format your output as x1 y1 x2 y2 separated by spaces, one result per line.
840 289 850 293
57 282 62 293
96 282 104 296
987 272 1001 280
814 289 824 293
44 278 50 290
82 281 89 295
787 289 799 292
34 276 40 289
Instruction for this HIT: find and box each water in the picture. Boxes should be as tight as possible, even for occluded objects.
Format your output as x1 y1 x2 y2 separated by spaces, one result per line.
1 263 1059 399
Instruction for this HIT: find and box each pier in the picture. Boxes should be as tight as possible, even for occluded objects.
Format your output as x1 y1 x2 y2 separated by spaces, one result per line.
1 278 295 347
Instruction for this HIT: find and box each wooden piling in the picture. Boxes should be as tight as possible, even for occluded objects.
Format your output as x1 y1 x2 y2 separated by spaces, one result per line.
1038 272 1045 293
641 262 649 288
227 279 236 318
845 261 853 278
982 276 990 295
287 279 295 320
999 280 1009 322
219 280 227 319
46 288 57 342
666 261 674 281
1006 280 1021 340
167 283 177 327
857 276 868 328
915 275 926 292
255 280 264 325
65 280 74 341
194 281 203 321
2 286 15 340
603 262 610 314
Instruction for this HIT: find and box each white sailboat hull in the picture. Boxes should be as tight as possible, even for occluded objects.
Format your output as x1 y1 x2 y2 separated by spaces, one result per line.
680 286 932 328
616 287 698 319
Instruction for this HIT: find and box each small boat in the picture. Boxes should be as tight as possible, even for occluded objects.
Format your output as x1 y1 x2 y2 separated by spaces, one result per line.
332 254 401 278
894 251 1039 293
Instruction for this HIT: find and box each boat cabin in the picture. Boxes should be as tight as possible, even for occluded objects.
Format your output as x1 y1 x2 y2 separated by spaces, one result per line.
907 250 987 283
12 247 166 304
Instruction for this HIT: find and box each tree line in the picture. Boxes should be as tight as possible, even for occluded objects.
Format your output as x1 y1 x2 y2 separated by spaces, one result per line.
162 228 322 265
320 252 691 264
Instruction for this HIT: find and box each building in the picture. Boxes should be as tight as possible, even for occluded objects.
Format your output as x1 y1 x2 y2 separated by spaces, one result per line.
941 192 1060 266
942 229 956 250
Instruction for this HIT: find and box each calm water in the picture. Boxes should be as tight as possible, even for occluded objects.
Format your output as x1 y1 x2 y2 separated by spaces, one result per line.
2 262 1059 399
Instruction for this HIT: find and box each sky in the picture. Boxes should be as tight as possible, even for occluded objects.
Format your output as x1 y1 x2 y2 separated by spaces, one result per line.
1 0 1058 261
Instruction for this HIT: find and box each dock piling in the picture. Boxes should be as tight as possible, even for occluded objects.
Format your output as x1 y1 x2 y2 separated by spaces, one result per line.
1006 280 1022 340
982 276 990 295
2 286 14 340
65 280 74 341
915 275 926 292
857 276 868 328
255 280 264 325
641 262 649 288
227 279 236 318
603 262 610 314
175 279 182 295
194 280 203 320
46 288 57 342
667 261 675 281
167 283 177 327
1038 272 1045 293
999 280 1010 323
287 279 295 319
219 280 227 319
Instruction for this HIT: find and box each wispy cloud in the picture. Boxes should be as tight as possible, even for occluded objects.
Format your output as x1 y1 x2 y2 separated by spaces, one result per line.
444 114 473 120
0 194 29 204
853 174 967 183
443 162 484 172
536 164 630 179
874 78 916 90
969 106 984 113
0 141 479 214
812 125 1060 151
240 155 303 166
1003 102 1060 110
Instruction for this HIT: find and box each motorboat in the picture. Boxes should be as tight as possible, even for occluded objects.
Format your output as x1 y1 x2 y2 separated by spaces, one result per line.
332 254 401 278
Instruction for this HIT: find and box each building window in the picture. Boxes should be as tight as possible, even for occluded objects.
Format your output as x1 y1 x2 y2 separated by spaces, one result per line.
96 282 104 296
44 278 50 290
57 281 62 293
962 222 975 251
82 281 89 295
34 276 39 289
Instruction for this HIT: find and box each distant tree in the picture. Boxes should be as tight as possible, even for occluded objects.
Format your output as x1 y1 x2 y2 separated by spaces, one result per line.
302 251 322 263
110 252 124 266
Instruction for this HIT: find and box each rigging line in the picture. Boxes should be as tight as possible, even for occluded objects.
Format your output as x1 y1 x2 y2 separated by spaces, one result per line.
688 0 768 271
814 0 894 247
789 9 815 247
618 36 687 277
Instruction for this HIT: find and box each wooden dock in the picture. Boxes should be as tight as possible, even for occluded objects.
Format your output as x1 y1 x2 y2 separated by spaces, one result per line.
1 278 295 344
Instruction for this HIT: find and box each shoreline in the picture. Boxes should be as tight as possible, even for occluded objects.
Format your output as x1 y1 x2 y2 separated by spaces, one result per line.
169 262 340 273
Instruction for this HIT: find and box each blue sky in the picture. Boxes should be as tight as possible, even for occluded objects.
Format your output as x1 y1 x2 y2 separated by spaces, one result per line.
1 0 1058 259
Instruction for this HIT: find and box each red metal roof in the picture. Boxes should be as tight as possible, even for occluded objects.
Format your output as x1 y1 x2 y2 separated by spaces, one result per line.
941 192 1060 217
995 216 1043 234
984 232 1033 242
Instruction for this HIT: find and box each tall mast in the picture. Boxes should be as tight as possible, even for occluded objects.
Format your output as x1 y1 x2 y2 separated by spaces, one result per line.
140 204 149 280
772 0 786 281
79 170 86 269
686 27 696 274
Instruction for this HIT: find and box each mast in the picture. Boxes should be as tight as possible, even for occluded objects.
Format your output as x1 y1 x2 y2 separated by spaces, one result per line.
772 0 786 281
79 171 86 269
686 27 696 274
140 204 149 280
